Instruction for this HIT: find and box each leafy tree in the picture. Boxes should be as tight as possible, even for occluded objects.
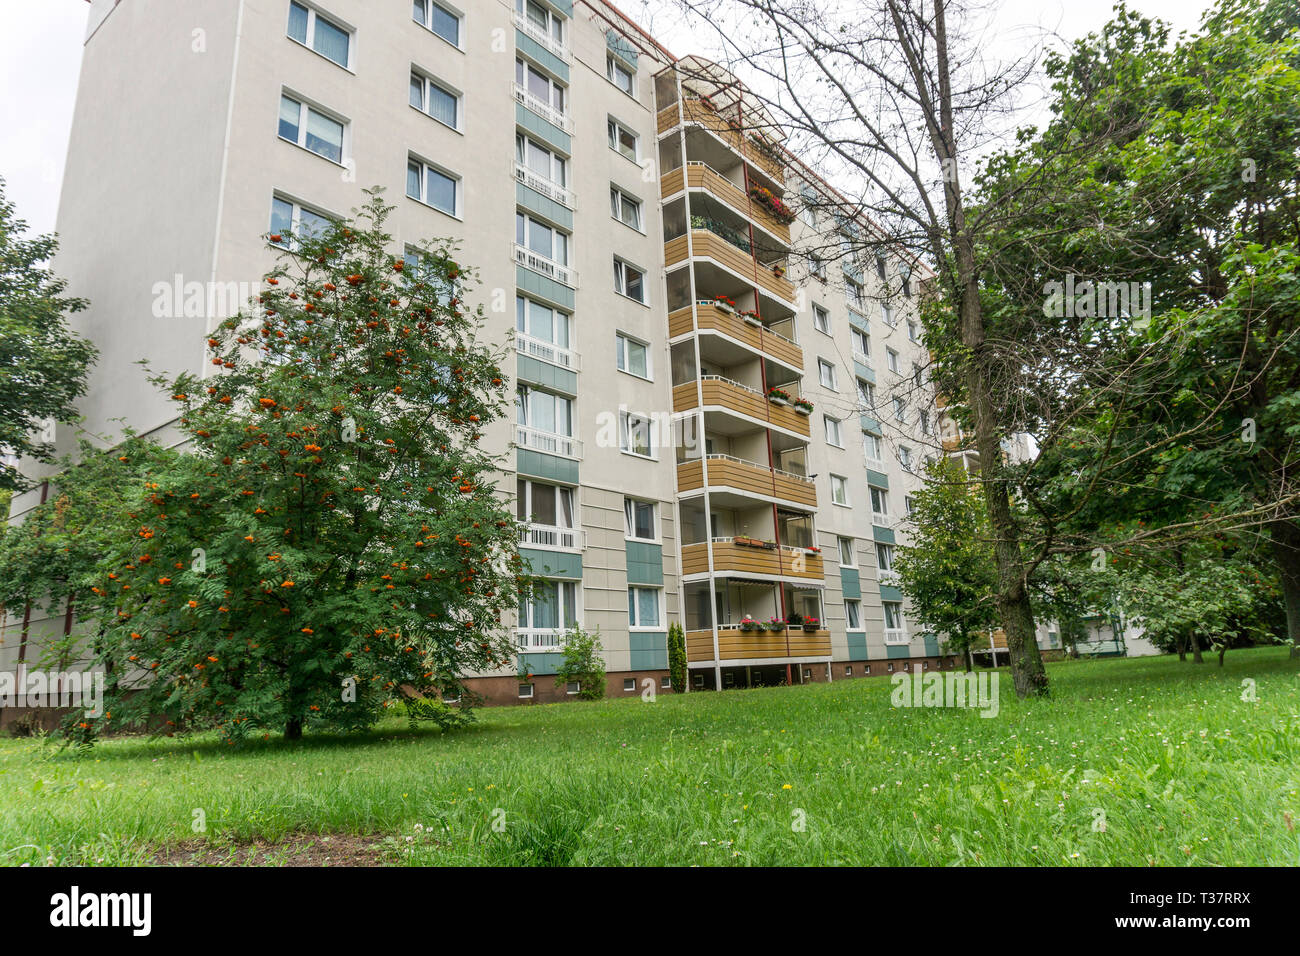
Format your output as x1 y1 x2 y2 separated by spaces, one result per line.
71 189 527 744
0 178 97 491
895 458 999 669
667 621 687 693
554 624 606 701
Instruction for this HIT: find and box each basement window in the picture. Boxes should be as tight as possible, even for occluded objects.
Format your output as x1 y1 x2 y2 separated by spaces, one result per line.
518 683 534 699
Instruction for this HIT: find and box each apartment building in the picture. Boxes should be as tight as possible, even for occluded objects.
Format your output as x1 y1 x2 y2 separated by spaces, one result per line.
0 0 954 711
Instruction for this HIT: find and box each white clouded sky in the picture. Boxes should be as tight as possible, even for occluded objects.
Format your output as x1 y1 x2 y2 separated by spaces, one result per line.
0 0 1217 238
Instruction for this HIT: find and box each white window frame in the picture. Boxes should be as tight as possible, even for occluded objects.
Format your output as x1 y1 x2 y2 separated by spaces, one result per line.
812 304 831 334
846 277 864 309
516 133 568 190
516 294 573 358
608 117 639 162
516 212 570 266
817 358 838 391
870 485 889 521
628 586 663 631
616 332 652 380
286 1 353 70
407 154 460 217
517 57 567 115
518 682 535 699
824 415 843 448
856 378 875 408
607 54 635 95
875 542 895 573
269 194 334 249
886 348 900 374
413 0 463 49
409 69 462 131
883 601 908 643
624 497 657 542
863 430 883 464
851 327 871 363
277 91 347 165
619 410 657 460
517 0 565 48
845 599 863 631
892 397 906 422
899 445 913 472
907 319 920 342
613 258 647 304
830 474 849 507
837 536 855 567
610 185 643 231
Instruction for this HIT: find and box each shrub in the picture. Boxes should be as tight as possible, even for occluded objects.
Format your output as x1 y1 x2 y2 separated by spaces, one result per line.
555 624 606 701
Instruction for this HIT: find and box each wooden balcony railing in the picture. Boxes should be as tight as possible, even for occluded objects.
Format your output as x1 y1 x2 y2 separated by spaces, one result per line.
685 626 832 662
657 99 786 182
680 538 824 580
672 376 812 438
660 164 791 244
664 231 795 304
677 456 817 508
668 303 802 370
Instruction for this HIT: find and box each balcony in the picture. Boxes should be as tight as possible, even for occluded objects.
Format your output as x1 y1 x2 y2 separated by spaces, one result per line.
660 163 791 245
657 98 785 183
515 331 579 371
517 628 564 651
521 523 585 552
677 455 816 509
513 13 570 62
513 83 573 133
680 538 824 581
685 625 832 662
513 242 578 288
672 375 811 438
664 230 795 304
669 302 802 370
516 425 582 460
514 162 574 209
878 568 901 586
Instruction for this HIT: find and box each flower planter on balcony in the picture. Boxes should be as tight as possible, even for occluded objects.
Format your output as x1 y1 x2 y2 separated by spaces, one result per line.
770 397 790 407
793 402 813 416
742 312 763 327
734 536 766 548
802 623 820 633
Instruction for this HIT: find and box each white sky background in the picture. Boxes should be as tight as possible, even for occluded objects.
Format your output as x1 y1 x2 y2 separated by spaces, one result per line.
0 0 1219 240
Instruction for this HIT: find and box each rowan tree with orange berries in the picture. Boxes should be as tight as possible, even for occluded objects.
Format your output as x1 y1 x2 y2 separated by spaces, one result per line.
81 189 528 743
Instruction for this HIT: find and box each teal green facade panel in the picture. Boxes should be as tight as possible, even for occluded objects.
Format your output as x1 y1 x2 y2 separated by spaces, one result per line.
840 566 861 600
521 547 582 579
517 353 578 395
879 584 904 602
516 30 569 81
629 632 667 670
516 448 579 484
515 102 571 154
625 541 664 586
516 264 575 311
860 416 881 433
866 469 890 488
854 361 876 385
606 30 639 66
886 644 910 659
550 0 573 15
846 633 868 661
516 180 573 230
923 634 940 656
872 525 896 544
519 652 565 677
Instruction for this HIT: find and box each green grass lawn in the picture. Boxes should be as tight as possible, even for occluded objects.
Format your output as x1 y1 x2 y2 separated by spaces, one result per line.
2 647 1298 866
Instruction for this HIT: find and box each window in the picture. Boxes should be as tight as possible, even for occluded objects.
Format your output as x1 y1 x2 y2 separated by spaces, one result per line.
846 277 864 309
875 542 894 572
608 118 638 161
892 397 906 421
610 187 642 230
607 55 635 94
407 157 459 216
830 474 849 506
516 58 566 114
566 681 581 695
920 411 932 435
856 379 875 408
811 255 827 280
616 333 650 379
516 213 569 265
693 673 706 689
517 479 575 533
269 196 332 248
287 2 351 68
817 358 837 390
863 431 882 462
518 579 579 646
824 415 843 448
614 258 646 303
883 602 907 642
904 495 916 515
870 485 889 519
845 599 862 630
813 304 830 334
620 411 655 458
902 272 913 297
882 302 896 327
799 185 818 227
913 364 924 388
907 319 920 342
518 683 535 699
516 384 573 437
628 587 662 628
661 676 671 689
278 94 344 163
845 666 854 677
876 255 887 281
886 348 900 373
624 498 656 540
516 295 571 350
410 71 459 129
516 134 567 187
413 0 461 46
837 536 855 566
518 0 564 44
623 678 636 692
851 327 871 362
899 445 913 472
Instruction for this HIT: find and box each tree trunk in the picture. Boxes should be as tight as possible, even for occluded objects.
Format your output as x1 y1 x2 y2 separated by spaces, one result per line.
1218 645 1226 667
1269 518 1300 658
1176 633 1187 662
285 717 303 740
1190 630 1204 664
